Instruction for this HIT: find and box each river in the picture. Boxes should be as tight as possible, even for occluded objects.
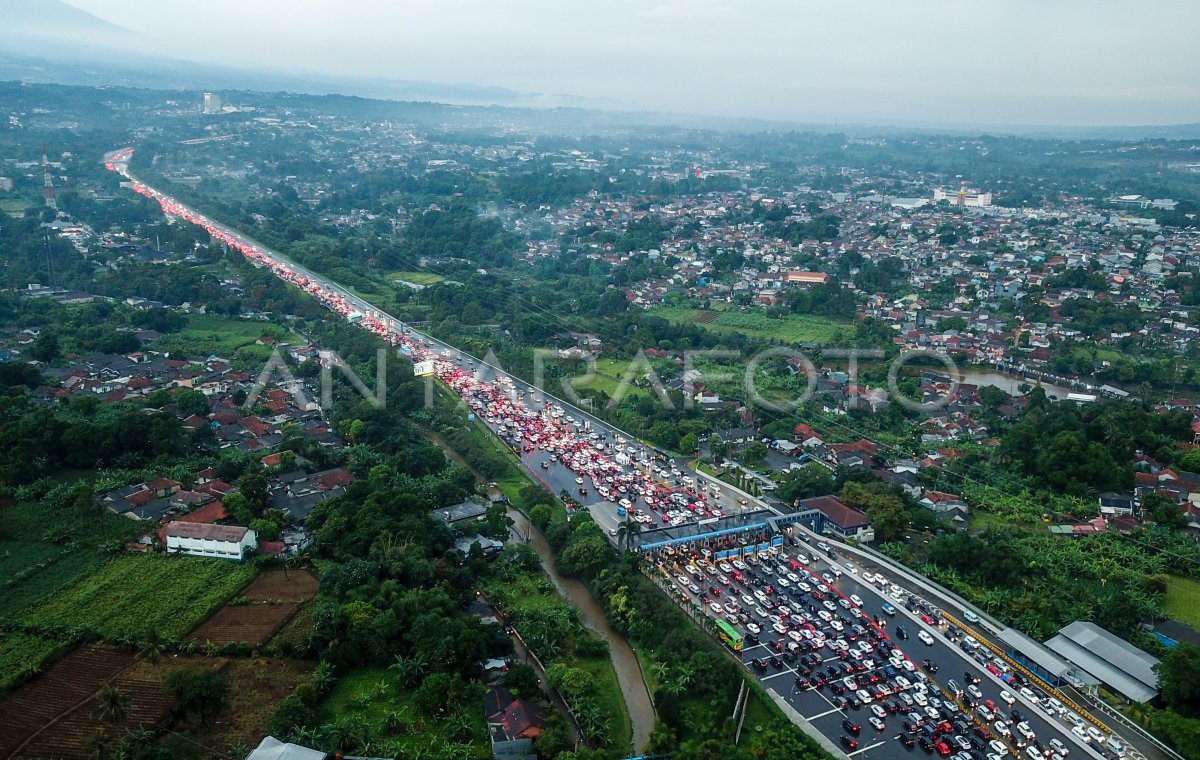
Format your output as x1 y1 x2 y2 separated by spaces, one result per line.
507 508 656 754
956 369 1076 399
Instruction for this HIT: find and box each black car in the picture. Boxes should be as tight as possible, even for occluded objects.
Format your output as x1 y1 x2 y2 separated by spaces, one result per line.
847 694 862 709
1009 709 1022 723
918 735 935 751
843 718 862 734
898 733 916 747
769 655 783 668
752 657 768 671
745 632 759 645
782 650 797 664
922 658 938 673
841 736 859 750
964 670 981 685
895 625 909 640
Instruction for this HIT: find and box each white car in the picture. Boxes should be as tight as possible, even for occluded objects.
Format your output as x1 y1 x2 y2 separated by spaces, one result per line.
850 594 863 607
870 704 887 719
845 562 857 574
1016 721 1035 740
856 689 873 703
746 622 762 634
912 691 928 707
755 607 769 619
993 720 1011 738
787 629 803 642
1048 738 1068 757
777 577 791 588
999 690 1015 706
869 716 886 731
773 622 788 635
967 684 983 699
917 630 934 645
1086 727 1105 744
1019 686 1040 704
990 740 1009 755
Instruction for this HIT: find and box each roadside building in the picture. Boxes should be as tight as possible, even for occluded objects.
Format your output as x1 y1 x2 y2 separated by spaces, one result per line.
164 522 257 561
1044 621 1160 703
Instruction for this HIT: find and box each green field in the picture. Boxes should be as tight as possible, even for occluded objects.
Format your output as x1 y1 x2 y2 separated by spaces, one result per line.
564 357 649 400
391 271 444 286
315 666 489 758
149 314 301 356
647 305 849 344
1164 575 1200 629
0 632 67 690
22 555 257 638
0 501 143 618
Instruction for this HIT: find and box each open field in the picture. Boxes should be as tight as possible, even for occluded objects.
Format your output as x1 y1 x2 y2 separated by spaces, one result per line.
646 305 849 344
0 632 67 691
1164 574 1200 629
162 657 314 755
0 644 137 759
0 502 142 619
316 666 490 759
391 270 444 286
189 568 318 646
0 646 313 760
22 555 257 638
148 314 301 356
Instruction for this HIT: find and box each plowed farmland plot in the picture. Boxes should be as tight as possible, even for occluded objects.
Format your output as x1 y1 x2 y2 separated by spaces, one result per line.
189 568 318 646
0 644 135 759
14 670 174 760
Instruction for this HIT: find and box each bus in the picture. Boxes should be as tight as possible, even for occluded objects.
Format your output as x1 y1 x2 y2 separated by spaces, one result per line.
715 620 744 652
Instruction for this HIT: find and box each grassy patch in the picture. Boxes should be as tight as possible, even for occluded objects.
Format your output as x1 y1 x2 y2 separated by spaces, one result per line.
647 305 849 344
0 501 142 618
315 666 489 758
574 654 633 751
0 631 67 690
149 313 300 357
391 270 444 286
22 555 257 638
1164 575 1200 629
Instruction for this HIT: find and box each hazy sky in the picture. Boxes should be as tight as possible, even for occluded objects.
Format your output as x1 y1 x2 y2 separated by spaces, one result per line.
66 0 1200 126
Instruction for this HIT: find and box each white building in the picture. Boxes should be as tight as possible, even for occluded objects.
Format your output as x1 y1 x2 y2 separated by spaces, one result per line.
164 522 256 560
933 187 993 207
202 92 223 114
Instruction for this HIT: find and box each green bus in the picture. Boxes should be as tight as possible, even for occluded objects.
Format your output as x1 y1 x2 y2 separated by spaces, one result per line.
715 619 744 651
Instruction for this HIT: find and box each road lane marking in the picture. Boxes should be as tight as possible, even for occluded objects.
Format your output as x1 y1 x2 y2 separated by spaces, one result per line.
848 740 886 756
807 706 843 720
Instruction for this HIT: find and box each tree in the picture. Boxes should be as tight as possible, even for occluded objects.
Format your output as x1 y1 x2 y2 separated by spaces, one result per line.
615 519 642 552
93 685 131 725
866 495 909 543
776 462 835 505
250 518 281 541
31 331 60 363
1145 493 1188 529
679 432 699 456
164 669 228 725
1157 643 1200 716
502 662 540 699
742 442 768 466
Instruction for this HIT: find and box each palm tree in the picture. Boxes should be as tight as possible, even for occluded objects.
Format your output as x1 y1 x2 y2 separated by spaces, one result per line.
615 519 642 552
649 660 670 686
388 653 428 687
137 631 167 663
310 661 337 694
382 708 408 734
84 729 114 760
672 662 695 691
93 685 132 725
447 711 475 742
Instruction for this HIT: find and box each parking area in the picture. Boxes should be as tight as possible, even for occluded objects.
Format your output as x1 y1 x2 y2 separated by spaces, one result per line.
650 534 1119 760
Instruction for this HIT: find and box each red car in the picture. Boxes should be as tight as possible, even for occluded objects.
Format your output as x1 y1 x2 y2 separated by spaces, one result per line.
934 741 952 756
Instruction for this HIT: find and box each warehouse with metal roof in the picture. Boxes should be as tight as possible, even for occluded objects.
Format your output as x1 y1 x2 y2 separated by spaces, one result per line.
1044 621 1160 703
997 626 1093 688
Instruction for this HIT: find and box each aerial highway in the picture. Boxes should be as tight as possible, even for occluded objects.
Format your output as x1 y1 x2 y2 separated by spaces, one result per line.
105 152 1153 760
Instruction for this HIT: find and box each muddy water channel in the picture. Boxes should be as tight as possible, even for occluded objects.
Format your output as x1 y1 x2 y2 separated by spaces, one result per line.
507 508 655 753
